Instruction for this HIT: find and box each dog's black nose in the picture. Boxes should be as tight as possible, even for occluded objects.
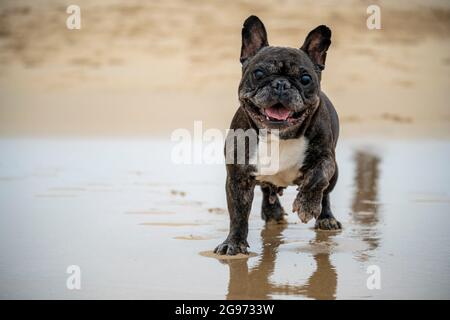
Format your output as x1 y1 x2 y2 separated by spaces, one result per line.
272 79 291 95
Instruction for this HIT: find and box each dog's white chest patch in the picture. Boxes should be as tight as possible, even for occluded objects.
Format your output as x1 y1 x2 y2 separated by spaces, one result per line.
250 134 309 187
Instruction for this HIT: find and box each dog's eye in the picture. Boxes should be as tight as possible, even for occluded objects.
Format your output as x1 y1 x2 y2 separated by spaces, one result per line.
254 69 264 80
300 74 312 85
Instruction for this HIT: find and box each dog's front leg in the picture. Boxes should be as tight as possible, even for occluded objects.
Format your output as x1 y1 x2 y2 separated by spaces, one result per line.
215 165 255 255
293 154 336 224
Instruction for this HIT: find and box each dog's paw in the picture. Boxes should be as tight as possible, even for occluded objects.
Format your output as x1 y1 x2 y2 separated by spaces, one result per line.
262 204 286 223
315 217 342 230
214 239 249 255
292 193 322 224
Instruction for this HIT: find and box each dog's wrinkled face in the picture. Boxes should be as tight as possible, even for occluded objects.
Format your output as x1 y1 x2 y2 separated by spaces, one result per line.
239 47 320 129
238 16 331 132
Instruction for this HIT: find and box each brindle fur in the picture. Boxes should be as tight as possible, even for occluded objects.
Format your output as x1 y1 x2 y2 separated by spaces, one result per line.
215 16 341 255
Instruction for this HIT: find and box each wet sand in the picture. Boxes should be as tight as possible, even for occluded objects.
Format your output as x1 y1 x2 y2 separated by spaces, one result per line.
0 138 449 299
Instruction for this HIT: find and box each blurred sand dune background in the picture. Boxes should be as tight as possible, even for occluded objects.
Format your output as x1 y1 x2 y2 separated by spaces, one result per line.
0 0 449 137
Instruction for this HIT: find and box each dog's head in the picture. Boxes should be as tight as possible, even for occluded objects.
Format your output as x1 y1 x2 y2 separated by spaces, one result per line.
238 16 331 133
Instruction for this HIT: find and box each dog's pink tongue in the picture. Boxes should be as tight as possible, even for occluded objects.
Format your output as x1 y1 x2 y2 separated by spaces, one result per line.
265 106 290 121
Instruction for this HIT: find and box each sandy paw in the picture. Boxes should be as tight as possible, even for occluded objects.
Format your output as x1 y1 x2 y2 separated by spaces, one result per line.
292 195 322 224
214 239 249 255
315 217 342 230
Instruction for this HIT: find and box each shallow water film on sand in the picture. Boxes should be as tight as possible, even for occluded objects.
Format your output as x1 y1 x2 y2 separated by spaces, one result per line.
0 138 449 299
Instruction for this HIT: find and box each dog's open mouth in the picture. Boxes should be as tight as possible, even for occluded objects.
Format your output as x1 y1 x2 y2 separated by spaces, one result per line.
245 102 305 127
263 103 292 121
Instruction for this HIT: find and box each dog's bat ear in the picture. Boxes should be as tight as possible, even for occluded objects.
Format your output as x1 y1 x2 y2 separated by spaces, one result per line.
301 25 331 70
240 15 269 64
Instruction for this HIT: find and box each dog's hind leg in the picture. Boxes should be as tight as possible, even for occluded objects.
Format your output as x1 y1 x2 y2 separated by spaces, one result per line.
261 183 286 223
315 165 342 230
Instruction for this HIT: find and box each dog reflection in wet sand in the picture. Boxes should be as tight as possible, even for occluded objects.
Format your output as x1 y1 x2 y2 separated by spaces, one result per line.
218 223 338 300
351 150 381 260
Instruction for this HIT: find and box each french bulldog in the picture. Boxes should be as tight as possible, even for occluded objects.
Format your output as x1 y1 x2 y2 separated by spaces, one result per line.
215 16 341 256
